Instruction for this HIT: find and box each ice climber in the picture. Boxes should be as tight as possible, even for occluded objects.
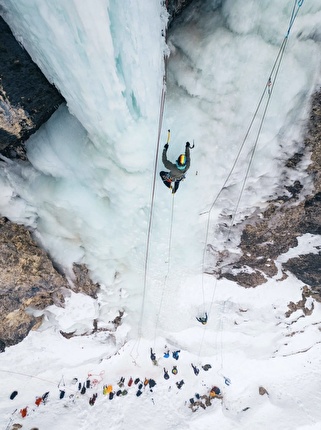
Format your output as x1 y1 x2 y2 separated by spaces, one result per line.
160 141 191 194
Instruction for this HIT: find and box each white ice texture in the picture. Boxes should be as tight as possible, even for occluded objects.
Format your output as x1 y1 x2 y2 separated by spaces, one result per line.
1 1 321 429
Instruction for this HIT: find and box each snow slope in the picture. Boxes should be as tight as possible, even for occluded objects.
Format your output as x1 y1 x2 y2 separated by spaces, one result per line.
1 0 321 429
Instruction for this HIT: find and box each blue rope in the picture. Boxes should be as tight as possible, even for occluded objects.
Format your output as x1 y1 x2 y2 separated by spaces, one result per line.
287 0 304 37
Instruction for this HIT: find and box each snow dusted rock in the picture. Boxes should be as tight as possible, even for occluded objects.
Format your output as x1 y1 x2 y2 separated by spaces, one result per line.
285 285 315 317
218 90 321 298
0 217 99 350
259 386 269 396
0 17 64 159
0 217 67 349
68 263 100 299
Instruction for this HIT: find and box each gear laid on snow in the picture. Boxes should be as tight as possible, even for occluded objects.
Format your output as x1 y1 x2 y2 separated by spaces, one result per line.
164 349 170 358
20 407 28 418
202 364 212 371
35 397 42 406
191 364 199 375
89 393 98 405
117 377 125 387
10 390 18 400
176 380 185 389
150 348 157 365
164 368 170 380
42 391 50 403
149 379 156 391
172 350 180 360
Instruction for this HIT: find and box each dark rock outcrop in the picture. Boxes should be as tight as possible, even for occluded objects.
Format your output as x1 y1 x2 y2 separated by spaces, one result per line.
167 0 196 25
0 16 64 159
284 254 321 298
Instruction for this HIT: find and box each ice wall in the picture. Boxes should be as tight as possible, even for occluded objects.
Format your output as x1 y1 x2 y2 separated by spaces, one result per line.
0 0 168 290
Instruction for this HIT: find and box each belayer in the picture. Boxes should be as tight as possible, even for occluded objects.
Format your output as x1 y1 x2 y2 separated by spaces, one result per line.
196 312 208 325
160 140 192 194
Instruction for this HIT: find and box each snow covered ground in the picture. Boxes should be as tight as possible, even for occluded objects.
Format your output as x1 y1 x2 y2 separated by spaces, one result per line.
1 0 321 429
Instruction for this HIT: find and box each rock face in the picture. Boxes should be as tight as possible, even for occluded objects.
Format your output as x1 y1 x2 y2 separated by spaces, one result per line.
218 90 321 299
0 16 64 159
0 217 67 350
0 217 99 351
167 0 195 25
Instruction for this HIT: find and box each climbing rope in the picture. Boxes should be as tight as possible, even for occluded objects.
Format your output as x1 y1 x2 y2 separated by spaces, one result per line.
198 0 304 360
137 78 167 340
228 0 304 232
133 16 170 356
0 368 61 387
153 188 175 346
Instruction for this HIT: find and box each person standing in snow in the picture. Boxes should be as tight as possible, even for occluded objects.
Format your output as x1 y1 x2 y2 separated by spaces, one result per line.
160 142 191 194
196 312 208 325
